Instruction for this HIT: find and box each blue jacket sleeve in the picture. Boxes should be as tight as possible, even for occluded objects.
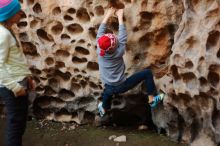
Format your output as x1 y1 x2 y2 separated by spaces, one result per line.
96 23 107 54
116 24 127 57
96 23 107 40
118 24 127 45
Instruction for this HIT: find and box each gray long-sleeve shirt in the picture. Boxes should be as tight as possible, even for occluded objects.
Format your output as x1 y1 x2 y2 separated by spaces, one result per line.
96 24 127 86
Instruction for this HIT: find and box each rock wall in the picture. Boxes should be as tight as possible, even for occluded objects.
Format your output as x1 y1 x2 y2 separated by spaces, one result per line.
2 0 219 145
156 0 220 145
9 0 183 123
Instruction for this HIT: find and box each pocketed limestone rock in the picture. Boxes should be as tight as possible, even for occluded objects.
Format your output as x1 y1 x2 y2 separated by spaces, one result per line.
11 0 183 124
8 0 220 145
157 0 220 145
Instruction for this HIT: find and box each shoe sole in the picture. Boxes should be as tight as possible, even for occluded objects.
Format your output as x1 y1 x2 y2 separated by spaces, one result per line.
160 93 165 101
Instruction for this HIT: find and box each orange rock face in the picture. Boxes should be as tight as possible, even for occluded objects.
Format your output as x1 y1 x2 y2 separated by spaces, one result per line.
6 0 220 144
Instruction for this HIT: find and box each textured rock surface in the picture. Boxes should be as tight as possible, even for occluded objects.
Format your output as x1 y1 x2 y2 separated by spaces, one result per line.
1 0 219 145
9 0 183 124
157 0 220 145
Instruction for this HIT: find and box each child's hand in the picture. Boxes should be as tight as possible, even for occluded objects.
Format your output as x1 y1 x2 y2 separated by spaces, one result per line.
116 9 124 25
105 8 115 18
16 87 26 97
27 76 36 91
102 8 115 24
115 9 124 18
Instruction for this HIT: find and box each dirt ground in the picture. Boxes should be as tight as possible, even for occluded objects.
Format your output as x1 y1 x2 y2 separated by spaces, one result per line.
0 118 186 146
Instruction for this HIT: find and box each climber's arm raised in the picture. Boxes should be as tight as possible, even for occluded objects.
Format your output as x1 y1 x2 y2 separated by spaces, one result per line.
116 9 127 45
96 8 115 40
115 9 127 57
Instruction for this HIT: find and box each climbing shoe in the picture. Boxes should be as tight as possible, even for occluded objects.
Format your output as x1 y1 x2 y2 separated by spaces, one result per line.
98 102 105 117
150 93 165 108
